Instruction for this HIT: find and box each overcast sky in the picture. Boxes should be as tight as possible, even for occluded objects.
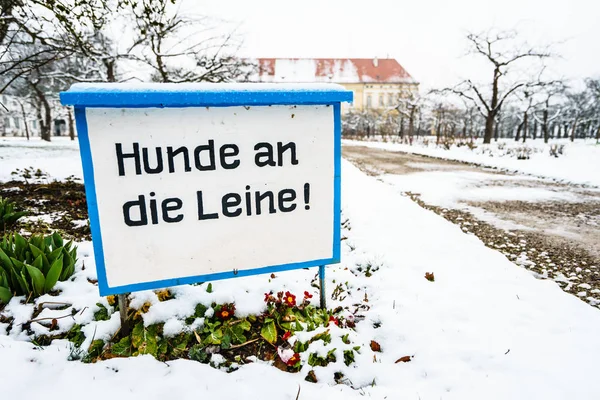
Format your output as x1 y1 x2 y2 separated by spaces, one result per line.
194 0 599 90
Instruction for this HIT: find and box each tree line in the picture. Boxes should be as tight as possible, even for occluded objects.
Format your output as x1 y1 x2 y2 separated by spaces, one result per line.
343 30 600 144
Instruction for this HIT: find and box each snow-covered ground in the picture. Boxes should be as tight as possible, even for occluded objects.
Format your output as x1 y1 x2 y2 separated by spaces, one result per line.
2 139 600 399
0 137 82 182
344 138 600 187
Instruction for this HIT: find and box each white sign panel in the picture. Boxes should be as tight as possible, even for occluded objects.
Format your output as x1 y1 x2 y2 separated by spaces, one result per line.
61 84 351 295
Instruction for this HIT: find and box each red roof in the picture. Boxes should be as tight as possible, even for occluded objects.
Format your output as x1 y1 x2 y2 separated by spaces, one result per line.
252 58 415 84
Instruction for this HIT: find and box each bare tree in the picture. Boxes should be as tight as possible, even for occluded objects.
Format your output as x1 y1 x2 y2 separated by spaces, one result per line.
532 80 566 143
126 0 255 83
445 30 551 144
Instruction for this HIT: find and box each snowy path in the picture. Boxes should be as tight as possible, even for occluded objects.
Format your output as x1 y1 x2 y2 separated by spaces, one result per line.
2 158 600 398
341 160 600 399
343 138 600 187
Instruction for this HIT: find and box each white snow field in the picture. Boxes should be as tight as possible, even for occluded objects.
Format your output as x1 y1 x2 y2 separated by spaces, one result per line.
344 138 600 187
1 138 600 399
0 137 82 181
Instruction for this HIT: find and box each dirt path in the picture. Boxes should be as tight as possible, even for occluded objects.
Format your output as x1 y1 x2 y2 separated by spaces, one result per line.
343 145 600 308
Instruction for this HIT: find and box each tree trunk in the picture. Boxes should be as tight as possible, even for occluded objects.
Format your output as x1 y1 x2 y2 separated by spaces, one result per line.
532 119 538 140
563 123 569 139
19 102 30 140
484 67 501 144
32 83 52 142
400 116 405 138
483 112 494 144
494 119 499 141
522 112 528 143
543 109 549 143
596 125 600 144
408 108 415 138
68 108 75 141
570 117 579 142
515 121 523 141
104 59 116 82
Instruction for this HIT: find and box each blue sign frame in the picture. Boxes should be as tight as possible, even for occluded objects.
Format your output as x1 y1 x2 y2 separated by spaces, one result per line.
61 84 353 296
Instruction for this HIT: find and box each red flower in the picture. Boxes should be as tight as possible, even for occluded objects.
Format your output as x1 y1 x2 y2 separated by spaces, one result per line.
282 331 292 341
303 291 313 300
283 291 296 307
286 352 301 366
216 303 235 320
328 316 339 326
264 292 271 302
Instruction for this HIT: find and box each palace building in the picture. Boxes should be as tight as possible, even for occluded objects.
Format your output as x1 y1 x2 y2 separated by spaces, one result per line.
250 58 418 112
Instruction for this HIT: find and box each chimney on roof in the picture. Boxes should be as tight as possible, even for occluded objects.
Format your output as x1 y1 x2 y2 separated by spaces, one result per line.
373 57 378 67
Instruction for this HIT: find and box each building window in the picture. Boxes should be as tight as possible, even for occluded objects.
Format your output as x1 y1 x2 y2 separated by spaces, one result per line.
32 120 37 129
388 94 394 106
366 95 372 108
378 95 384 107
14 118 20 129
3 117 9 128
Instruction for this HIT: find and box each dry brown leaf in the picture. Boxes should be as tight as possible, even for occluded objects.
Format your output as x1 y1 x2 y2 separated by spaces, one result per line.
395 355 413 363
305 370 318 383
425 272 435 282
370 340 382 352
193 330 202 344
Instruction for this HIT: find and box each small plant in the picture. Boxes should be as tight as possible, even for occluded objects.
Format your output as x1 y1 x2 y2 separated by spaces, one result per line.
439 137 454 150
0 196 27 232
549 144 565 158
515 146 532 160
0 232 78 304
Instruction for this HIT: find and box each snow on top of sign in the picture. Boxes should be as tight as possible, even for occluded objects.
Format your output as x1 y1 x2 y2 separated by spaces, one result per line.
65 82 349 93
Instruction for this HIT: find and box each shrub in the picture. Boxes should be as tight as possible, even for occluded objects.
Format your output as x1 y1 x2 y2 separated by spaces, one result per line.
0 196 27 232
0 232 77 304
549 144 565 158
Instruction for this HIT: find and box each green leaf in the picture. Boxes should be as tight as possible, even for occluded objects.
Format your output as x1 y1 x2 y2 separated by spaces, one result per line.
230 325 247 345
221 332 232 349
52 232 63 248
29 244 44 262
14 234 27 254
9 257 24 272
194 303 207 318
60 251 74 281
32 255 43 270
0 286 12 304
44 255 63 293
203 328 223 345
237 320 251 331
87 339 105 359
47 247 62 263
25 264 45 296
260 319 277 344
111 336 131 357
94 303 110 321
0 247 12 269
131 323 159 356
343 350 355 366
206 283 213 293
188 344 209 363
131 322 144 348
